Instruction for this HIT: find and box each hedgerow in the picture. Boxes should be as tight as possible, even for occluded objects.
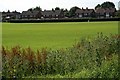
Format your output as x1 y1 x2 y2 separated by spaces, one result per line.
1 33 119 78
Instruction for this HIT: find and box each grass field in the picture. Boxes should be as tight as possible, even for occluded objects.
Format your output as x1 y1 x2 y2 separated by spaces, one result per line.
2 21 118 50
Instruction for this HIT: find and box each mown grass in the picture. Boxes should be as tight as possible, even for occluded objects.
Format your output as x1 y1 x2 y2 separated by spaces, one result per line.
2 21 118 50
2 33 119 78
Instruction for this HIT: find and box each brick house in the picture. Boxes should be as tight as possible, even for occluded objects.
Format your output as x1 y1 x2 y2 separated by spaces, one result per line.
2 11 21 20
41 10 53 19
21 10 42 19
75 8 95 18
53 10 64 18
95 8 116 18
41 10 64 19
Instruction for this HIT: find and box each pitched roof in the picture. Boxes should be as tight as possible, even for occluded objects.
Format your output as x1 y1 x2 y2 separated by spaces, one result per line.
21 10 40 16
41 10 54 16
75 8 94 14
95 8 116 14
95 8 105 14
54 10 61 15
42 10 62 16
1 11 20 17
31 11 40 15
104 8 116 13
21 11 31 15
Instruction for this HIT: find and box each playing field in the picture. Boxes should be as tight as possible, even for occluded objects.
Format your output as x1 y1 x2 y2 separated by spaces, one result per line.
2 21 118 50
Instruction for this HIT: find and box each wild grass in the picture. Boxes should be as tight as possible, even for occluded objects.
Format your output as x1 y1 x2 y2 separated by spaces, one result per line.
2 33 119 78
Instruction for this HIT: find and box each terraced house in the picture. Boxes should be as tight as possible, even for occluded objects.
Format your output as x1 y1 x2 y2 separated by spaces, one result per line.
95 7 116 18
41 10 64 19
2 11 20 20
75 7 95 18
1 7 118 21
20 10 42 19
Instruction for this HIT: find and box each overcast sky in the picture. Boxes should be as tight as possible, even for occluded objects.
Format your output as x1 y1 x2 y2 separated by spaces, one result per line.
0 0 119 12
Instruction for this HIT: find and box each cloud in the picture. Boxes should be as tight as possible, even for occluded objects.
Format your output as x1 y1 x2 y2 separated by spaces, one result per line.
0 0 119 12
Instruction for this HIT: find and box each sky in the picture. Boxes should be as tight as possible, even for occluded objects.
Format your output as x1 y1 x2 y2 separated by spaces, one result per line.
0 0 119 12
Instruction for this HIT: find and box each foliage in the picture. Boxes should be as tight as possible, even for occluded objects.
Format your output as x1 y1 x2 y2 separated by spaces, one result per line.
2 33 119 78
95 1 115 9
95 4 101 9
55 7 60 10
101 1 115 8
68 6 80 17
116 10 120 17
28 6 42 11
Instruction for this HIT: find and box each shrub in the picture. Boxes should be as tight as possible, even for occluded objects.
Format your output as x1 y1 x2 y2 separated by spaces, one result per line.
1 33 119 78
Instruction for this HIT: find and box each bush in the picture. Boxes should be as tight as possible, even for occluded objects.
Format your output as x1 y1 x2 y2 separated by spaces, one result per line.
2 33 119 78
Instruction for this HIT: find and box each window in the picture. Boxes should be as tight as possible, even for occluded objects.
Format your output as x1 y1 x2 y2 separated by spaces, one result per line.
85 13 87 16
106 13 109 17
79 14 82 17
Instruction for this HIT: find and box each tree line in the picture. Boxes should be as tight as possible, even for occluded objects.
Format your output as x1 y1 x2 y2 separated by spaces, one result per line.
26 1 116 18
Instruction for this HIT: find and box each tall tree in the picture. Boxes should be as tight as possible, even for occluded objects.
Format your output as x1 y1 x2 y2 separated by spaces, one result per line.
95 4 101 9
34 6 42 11
7 10 10 13
52 8 54 11
55 7 60 10
69 6 80 17
28 8 33 11
28 6 42 11
101 1 115 8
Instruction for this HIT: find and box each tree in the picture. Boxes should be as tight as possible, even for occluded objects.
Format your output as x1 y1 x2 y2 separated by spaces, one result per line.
115 10 120 17
69 6 80 17
33 6 42 11
28 6 42 11
64 9 68 12
64 12 69 17
7 10 10 13
95 1 115 9
28 8 33 11
52 8 54 11
101 1 115 8
95 4 101 9
55 7 60 10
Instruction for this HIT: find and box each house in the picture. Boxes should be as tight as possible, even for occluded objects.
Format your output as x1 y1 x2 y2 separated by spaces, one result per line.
95 8 116 18
41 10 64 19
104 8 116 18
95 8 105 18
1 11 21 20
41 10 54 19
75 8 95 18
53 10 64 18
20 10 42 19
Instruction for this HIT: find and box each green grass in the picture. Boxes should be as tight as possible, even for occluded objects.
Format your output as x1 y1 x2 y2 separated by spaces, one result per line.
2 21 118 50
